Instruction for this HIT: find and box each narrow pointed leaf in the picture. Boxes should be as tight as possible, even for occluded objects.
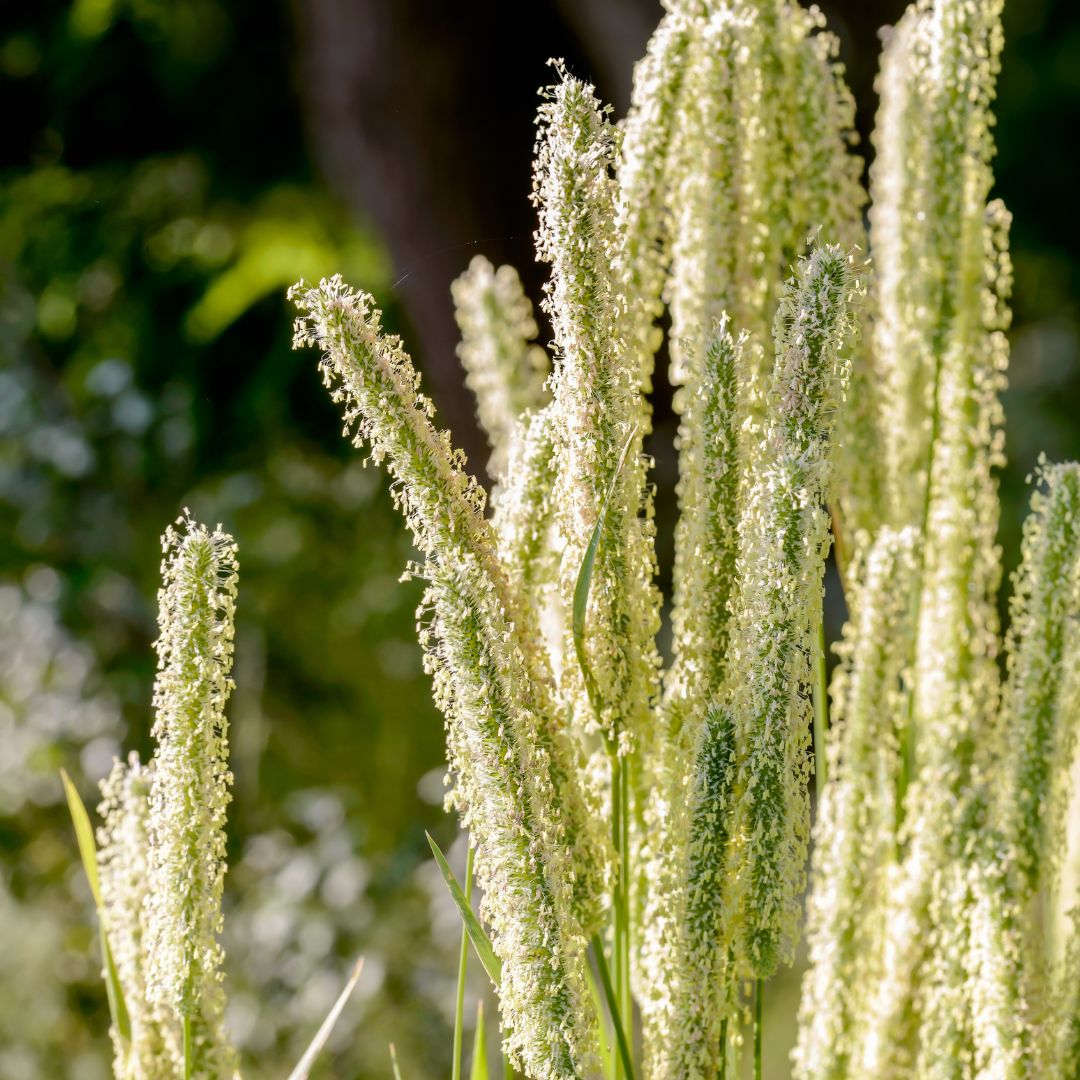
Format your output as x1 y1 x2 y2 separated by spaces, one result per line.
426 833 502 986
572 425 638 703
285 957 364 1080
61 769 131 1045
470 1000 490 1080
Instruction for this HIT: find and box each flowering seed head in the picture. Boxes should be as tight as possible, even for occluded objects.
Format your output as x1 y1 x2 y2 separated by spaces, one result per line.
143 513 239 1078
452 255 550 483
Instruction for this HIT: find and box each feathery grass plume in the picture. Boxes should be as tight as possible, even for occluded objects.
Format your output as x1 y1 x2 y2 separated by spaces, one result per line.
289 277 611 1070
143 514 239 1078
637 323 744 1071
426 570 601 1079
731 245 858 969
1002 461 1080 898
451 256 550 483
727 243 858 979
97 753 176 1078
664 319 744 751
639 704 739 1080
532 64 661 752
794 527 918 1080
871 0 1007 533
615 1 692 395
491 405 560 600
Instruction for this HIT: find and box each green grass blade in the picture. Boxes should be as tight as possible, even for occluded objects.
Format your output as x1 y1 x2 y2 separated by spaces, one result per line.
285 956 364 1080
427 833 502 987
61 768 103 905
586 952 613 1076
572 425 637 708
61 769 132 1046
453 845 475 1080
591 934 635 1080
390 1043 404 1080
469 1000 489 1080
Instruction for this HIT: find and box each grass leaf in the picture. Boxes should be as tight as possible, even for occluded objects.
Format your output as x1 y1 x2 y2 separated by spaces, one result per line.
426 832 502 987
572 425 638 709
285 956 364 1080
470 1000 490 1080
61 769 132 1046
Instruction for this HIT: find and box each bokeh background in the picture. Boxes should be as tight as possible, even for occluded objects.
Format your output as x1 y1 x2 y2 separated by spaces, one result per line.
2 0 1078 1077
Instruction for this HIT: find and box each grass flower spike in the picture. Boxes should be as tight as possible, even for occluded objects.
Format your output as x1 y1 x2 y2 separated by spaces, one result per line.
289 276 609 1077
451 255 550 483
143 514 239 1079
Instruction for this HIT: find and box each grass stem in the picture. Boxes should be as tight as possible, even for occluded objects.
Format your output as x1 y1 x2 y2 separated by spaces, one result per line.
453 844 475 1080
592 933 635 1080
754 979 763 1080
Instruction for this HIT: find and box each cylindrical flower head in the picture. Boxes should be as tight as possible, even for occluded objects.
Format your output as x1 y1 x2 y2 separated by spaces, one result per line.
640 704 739 1080
492 405 560 598
1002 461 1080 897
794 528 918 1080
664 320 744 753
655 0 867 777
290 276 610 937
98 753 177 1078
616 5 693 395
426 568 602 1079
143 514 239 1079
914 839 1033 1080
451 255 550 484
728 244 857 978
648 2 864 390
532 66 661 751
871 0 1007 532
291 275 613 1078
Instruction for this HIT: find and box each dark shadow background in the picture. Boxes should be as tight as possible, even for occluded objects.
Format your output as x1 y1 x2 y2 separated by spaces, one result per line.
1 1 1078 1076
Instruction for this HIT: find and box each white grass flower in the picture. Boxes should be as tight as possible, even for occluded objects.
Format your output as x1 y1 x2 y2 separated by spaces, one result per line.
451 255 549 483
290 277 612 1073
98 753 177 1078
794 527 918 1080
533 65 661 753
143 514 239 1078
1002 461 1080 897
728 243 858 978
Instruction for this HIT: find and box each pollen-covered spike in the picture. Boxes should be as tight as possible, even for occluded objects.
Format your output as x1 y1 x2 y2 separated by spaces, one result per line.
794 527 918 1080
660 1 865 397
97 753 178 1077
727 243 858 979
856 824 934 1079
1002 461 1080 897
427 570 603 1079
640 704 739 1079
143 514 239 1078
492 406 559 600
616 5 693 395
451 256 549 484
871 0 1007 533
532 66 661 753
664 319 743 753
291 277 614 1069
1051 911 1080 1075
